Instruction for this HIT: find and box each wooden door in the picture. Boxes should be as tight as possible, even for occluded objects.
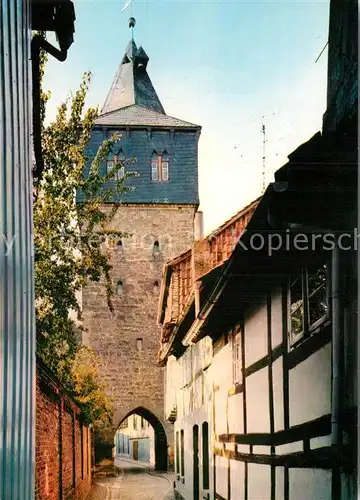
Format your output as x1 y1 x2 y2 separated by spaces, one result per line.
133 440 139 461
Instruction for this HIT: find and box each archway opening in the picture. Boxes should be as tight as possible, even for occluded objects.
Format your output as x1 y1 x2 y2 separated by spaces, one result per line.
114 407 168 471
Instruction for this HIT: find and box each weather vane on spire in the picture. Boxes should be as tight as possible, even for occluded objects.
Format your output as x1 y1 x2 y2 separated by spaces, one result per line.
129 16 136 40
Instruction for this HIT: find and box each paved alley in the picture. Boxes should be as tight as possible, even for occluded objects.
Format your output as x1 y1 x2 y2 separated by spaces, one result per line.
90 458 175 500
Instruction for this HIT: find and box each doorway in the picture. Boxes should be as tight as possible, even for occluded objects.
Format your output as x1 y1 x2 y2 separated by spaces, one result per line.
193 425 199 500
133 440 139 461
116 407 168 471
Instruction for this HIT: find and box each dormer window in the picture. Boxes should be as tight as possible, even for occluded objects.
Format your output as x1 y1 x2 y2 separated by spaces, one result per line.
107 151 125 180
151 152 169 182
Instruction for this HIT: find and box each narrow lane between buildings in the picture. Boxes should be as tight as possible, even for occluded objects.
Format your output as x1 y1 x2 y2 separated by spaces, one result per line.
90 458 175 500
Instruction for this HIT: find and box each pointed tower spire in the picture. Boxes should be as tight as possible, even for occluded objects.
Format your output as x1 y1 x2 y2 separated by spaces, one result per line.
100 19 165 116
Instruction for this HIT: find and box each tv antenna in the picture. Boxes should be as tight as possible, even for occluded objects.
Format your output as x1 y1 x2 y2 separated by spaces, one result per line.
261 119 266 194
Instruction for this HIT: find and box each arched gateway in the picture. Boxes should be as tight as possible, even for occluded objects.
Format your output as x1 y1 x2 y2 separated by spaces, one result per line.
115 407 168 471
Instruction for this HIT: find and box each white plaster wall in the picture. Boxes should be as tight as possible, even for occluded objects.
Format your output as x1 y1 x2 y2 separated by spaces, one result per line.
276 467 285 500
165 356 178 420
215 455 228 499
248 463 271 500
244 298 268 367
289 468 331 500
203 369 212 407
228 392 244 434
230 460 245 500
212 343 232 436
289 343 332 427
193 341 202 374
272 357 284 431
246 367 270 433
271 287 283 348
214 389 228 436
182 348 193 388
174 399 213 500
212 343 232 387
252 445 271 454
310 434 332 449
275 441 303 455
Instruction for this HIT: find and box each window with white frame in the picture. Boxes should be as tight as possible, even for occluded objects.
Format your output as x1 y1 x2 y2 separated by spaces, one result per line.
150 151 169 182
232 326 242 385
289 262 329 345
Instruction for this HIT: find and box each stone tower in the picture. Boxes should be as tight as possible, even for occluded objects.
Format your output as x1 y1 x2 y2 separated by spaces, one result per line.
80 35 201 469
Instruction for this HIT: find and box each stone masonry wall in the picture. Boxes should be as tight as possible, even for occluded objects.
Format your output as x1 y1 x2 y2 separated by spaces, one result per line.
36 361 92 500
82 204 196 455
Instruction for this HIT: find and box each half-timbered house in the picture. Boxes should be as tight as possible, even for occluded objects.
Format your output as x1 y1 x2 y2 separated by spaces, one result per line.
157 0 357 498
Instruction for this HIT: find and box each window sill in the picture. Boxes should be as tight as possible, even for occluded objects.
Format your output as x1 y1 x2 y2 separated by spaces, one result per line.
289 316 331 350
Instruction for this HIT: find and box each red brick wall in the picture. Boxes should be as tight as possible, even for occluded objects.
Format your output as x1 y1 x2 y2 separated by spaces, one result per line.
36 361 92 500
165 199 260 324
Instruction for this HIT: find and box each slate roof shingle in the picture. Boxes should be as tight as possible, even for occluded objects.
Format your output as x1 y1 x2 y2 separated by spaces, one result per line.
94 104 200 129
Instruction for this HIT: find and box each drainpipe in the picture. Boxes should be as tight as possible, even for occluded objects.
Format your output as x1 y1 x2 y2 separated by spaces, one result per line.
31 35 69 184
330 242 342 449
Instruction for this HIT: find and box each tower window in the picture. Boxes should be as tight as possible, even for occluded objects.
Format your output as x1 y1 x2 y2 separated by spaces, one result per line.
107 152 125 180
117 280 123 294
151 152 169 182
153 240 160 253
153 280 159 293
137 338 143 350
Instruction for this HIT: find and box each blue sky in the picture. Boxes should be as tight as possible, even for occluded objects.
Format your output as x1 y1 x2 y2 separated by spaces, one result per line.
44 0 330 233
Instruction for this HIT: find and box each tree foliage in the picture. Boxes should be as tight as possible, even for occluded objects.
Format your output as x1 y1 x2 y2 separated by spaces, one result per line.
34 47 133 427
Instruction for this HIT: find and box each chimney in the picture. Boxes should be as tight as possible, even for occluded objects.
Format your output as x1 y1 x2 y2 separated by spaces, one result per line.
192 211 211 287
194 211 204 241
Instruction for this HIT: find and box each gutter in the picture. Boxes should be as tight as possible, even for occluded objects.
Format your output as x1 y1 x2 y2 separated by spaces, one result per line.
182 257 234 346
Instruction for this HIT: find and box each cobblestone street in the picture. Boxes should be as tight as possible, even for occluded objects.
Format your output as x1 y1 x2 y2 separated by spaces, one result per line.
90 459 175 500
